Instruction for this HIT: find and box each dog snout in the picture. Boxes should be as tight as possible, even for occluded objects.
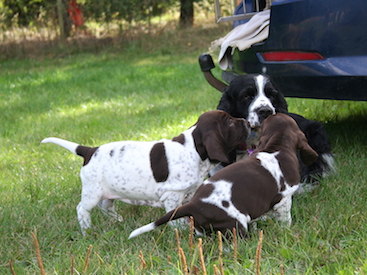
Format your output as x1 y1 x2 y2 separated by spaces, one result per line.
256 106 274 123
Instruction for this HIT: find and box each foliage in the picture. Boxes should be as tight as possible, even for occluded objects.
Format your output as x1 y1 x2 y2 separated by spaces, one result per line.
1 0 179 29
81 0 176 24
2 0 55 27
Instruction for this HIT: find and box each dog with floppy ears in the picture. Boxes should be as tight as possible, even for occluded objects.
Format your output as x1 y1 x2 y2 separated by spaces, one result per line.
129 113 318 239
217 74 334 184
41 110 250 235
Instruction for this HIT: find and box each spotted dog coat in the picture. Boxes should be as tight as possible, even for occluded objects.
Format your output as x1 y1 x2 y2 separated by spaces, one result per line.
129 114 318 239
41 110 250 235
217 73 334 184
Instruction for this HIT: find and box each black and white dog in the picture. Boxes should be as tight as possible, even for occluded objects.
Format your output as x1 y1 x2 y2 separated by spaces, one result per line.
217 74 334 186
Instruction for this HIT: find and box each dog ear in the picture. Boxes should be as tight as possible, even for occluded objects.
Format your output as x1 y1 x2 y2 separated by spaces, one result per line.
275 94 289 113
193 128 230 164
297 132 319 166
217 88 234 114
204 134 231 164
265 75 289 113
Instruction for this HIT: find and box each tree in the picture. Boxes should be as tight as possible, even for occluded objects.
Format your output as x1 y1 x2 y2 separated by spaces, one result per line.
179 0 194 28
0 0 198 34
2 0 72 38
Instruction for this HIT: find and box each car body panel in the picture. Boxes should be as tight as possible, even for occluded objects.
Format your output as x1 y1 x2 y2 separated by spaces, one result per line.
223 0 367 100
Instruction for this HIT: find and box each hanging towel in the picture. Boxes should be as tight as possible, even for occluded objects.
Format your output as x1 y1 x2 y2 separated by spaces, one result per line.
210 9 270 70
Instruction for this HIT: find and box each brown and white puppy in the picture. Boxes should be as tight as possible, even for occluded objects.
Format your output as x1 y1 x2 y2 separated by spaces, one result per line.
41 110 250 235
129 113 318 239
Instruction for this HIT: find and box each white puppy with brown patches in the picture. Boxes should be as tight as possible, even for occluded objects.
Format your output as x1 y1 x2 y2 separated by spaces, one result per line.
41 110 250 235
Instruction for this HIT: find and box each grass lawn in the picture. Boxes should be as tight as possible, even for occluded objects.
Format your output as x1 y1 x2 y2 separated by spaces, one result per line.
1 24 367 274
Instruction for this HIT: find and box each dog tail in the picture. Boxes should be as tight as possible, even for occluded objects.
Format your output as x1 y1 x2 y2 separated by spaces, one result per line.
41 137 80 155
128 204 192 239
42 137 98 166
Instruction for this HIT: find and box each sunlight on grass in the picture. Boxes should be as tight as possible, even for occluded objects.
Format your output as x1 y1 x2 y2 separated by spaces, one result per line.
287 98 367 122
44 97 199 142
135 54 199 66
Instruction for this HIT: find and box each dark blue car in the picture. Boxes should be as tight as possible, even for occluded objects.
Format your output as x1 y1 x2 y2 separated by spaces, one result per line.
200 0 367 101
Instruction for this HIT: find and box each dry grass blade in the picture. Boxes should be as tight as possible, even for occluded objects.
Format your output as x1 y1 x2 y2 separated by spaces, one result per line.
70 255 75 275
280 264 285 275
178 247 189 275
213 264 219 275
189 216 195 251
83 244 93 273
198 238 207 275
175 228 181 252
256 230 263 275
9 259 16 275
232 227 237 263
218 231 224 275
139 250 147 270
175 227 188 274
30 231 45 275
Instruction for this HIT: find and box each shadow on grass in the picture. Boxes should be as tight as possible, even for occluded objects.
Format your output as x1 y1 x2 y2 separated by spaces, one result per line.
325 111 367 151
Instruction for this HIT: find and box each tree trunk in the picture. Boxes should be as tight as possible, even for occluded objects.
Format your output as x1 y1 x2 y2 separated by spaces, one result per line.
56 0 65 39
57 0 72 40
179 0 194 28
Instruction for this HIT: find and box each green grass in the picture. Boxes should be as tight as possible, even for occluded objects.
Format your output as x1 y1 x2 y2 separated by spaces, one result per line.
1 25 367 274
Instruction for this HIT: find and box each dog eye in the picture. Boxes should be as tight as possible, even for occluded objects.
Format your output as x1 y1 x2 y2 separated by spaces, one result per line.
244 95 254 101
244 91 255 99
265 89 277 98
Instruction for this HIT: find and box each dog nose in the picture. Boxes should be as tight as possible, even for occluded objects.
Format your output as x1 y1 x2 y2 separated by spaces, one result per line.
257 106 274 123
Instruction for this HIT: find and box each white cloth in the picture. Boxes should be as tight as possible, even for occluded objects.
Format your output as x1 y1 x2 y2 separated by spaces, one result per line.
210 10 270 70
